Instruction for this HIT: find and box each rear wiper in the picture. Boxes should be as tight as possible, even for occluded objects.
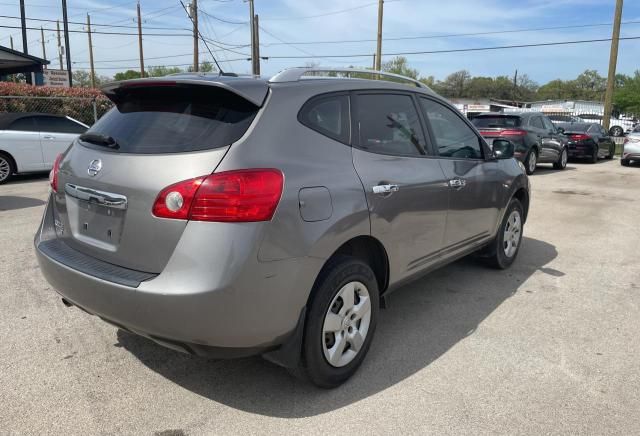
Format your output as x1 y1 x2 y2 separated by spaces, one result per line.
79 133 120 150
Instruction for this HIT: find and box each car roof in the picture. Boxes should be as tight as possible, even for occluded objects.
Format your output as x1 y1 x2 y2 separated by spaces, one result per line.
0 112 67 130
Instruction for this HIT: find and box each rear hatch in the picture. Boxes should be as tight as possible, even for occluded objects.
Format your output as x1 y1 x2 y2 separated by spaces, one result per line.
52 79 265 273
471 115 526 145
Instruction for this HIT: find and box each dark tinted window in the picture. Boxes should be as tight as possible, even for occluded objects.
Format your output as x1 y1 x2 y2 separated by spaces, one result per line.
85 86 258 154
7 117 38 132
548 115 572 122
356 94 425 156
299 94 349 143
542 117 555 131
564 124 590 132
471 116 521 128
37 116 87 134
420 98 483 159
633 125 640 133
530 116 545 129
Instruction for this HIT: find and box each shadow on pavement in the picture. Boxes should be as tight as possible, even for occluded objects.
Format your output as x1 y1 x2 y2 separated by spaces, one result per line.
3 173 49 185
0 195 46 211
118 236 558 418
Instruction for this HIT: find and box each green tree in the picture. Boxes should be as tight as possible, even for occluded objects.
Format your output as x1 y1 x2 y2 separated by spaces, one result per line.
536 79 579 100
71 70 111 87
148 65 184 77
187 61 217 73
573 69 606 101
437 70 471 97
381 56 419 79
114 70 142 81
614 71 640 114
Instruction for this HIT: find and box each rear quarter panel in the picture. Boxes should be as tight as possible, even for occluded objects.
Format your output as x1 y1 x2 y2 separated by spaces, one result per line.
215 85 371 263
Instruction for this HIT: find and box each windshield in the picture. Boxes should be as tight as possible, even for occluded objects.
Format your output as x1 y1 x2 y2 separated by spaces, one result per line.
471 116 521 128
85 85 258 154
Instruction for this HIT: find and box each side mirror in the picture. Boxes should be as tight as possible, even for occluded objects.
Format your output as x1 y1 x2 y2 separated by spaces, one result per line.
556 126 565 134
492 139 515 159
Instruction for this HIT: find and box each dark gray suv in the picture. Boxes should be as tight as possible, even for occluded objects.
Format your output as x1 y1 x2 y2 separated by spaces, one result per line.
35 68 530 388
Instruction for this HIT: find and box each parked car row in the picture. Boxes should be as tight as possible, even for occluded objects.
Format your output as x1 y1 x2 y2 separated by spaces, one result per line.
0 113 88 184
471 111 617 174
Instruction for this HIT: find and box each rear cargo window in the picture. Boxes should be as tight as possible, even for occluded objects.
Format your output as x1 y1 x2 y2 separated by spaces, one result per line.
472 116 521 128
83 85 258 154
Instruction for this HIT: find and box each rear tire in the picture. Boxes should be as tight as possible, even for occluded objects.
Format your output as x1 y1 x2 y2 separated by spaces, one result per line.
485 199 524 270
553 148 568 170
0 152 15 185
621 159 630 167
296 256 379 388
590 148 598 164
605 144 615 160
524 149 537 175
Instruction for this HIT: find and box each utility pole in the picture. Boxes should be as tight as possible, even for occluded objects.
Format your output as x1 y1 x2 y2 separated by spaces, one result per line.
248 0 256 75
603 0 623 132
253 14 260 76
20 0 32 84
137 2 145 77
375 0 383 71
10 36 14 50
190 0 199 72
513 69 518 105
56 20 63 70
87 14 95 87
62 0 73 87
40 27 47 69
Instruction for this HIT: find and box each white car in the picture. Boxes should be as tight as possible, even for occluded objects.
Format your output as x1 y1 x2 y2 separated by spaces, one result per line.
0 112 88 184
576 113 637 137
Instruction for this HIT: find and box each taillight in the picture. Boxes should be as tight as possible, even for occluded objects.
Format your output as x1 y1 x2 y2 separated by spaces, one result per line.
152 169 284 222
49 154 63 192
500 129 528 137
569 134 590 141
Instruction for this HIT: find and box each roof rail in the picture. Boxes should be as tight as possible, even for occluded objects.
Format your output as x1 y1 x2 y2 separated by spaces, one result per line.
269 67 427 89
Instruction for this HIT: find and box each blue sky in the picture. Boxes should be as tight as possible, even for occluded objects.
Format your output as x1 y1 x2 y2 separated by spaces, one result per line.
1 0 639 85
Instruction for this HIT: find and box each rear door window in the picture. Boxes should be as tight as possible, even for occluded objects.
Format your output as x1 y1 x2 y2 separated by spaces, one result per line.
84 85 258 154
7 117 38 132
298 94 350 144
355 93 426 156
420 97 484 159
37 116 87 134
530 117 545 129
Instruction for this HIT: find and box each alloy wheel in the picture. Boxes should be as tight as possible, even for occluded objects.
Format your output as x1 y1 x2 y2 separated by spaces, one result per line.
561 149 568 167
0 157 10 182
528 152 537 173
322 281 372 368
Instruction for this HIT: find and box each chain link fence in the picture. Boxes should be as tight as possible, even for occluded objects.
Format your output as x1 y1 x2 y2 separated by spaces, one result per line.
0 96 114 126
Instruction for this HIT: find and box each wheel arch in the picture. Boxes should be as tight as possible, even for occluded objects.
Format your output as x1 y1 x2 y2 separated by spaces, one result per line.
512 187 530 223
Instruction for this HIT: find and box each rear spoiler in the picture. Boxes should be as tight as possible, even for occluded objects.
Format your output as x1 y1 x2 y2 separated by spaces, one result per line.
100 77 269 107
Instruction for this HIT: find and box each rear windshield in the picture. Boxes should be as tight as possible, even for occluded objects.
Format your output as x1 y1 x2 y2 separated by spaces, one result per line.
471 116 521 128
83 85 258 154
548 115 572 122
562 124 590 132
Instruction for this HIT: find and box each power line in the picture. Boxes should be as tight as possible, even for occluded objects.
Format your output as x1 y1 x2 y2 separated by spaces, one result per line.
260 0 401 21
0 14 190 31
257 20 640 46
0 23 191 36
198 8 247 25
259 36 640 59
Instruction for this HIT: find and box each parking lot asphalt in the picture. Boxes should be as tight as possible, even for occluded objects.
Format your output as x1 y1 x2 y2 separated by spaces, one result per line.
1 160 639 435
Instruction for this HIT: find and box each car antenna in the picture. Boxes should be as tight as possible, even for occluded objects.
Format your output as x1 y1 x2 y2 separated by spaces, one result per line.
179 0 225 75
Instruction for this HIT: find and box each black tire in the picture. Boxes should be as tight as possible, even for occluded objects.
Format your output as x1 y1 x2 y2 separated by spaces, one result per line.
0 152 15 185
589 148 598 164
621 159 630 167
553 147 568 170
297 256 379 388
605 144 615 160
485 199 524 270
524 149 537 175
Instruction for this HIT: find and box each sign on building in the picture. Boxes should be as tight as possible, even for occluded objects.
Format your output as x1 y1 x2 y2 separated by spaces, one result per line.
42 70 70 88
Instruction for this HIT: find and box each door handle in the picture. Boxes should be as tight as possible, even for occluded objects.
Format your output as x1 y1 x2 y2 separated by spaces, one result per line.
42 135 56 140
448 178 467 189
372 184 399 195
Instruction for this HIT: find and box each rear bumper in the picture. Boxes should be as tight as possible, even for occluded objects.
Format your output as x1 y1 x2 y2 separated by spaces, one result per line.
567 144 596 158
35 195 322 358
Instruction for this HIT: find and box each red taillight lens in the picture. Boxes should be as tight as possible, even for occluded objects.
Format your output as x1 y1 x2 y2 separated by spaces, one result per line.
569 134 590 141
152 169 284 222
500 129 528 136
49 153 63 192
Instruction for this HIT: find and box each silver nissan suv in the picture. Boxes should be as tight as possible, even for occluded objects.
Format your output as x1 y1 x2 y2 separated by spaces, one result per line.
35 68 530 388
